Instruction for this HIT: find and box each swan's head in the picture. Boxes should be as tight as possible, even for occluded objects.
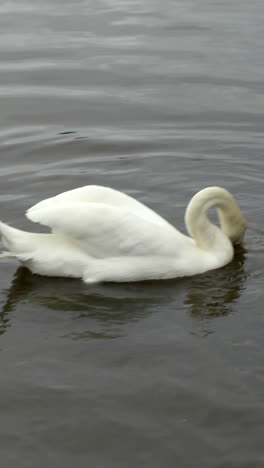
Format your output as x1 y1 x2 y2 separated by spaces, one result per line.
220 212 247 246
215 189 247 246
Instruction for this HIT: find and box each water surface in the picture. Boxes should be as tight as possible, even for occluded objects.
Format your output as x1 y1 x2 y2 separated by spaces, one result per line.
0 1 263 467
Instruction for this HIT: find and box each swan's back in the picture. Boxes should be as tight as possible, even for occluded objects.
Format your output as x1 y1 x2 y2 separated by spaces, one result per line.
27 185 172 229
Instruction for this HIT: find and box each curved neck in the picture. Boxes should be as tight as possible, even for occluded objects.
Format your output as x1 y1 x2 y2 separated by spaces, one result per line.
184 187 247 250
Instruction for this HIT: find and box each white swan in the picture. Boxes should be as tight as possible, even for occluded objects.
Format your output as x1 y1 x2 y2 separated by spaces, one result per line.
0 185 246 283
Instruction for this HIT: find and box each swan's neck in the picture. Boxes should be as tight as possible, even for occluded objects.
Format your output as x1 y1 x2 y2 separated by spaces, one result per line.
184 187 247 252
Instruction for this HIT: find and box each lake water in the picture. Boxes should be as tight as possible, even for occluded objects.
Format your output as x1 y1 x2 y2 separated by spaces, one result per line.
0 1 263 466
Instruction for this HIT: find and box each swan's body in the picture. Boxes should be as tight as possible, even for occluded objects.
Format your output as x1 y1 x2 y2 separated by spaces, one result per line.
0 186 246 283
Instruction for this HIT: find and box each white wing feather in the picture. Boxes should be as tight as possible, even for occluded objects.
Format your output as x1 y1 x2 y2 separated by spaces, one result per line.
27 185 171 229
26 202 185 259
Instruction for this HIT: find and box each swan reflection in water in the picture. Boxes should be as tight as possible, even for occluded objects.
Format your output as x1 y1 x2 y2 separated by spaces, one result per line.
0 267 181 339
0 246 247 339
185 246 247 336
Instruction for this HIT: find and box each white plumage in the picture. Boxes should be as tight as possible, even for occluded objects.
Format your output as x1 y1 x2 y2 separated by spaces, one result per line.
0 185 246 283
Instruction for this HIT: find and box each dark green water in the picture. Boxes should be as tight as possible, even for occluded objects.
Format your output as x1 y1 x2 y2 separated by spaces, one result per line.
0 1 263 466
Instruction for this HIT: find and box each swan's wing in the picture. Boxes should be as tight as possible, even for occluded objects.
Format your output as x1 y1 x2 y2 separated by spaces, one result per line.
27 185 171 229
26 202 186 258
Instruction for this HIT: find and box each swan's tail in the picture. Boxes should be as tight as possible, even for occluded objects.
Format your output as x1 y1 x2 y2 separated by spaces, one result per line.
0 222 34 259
